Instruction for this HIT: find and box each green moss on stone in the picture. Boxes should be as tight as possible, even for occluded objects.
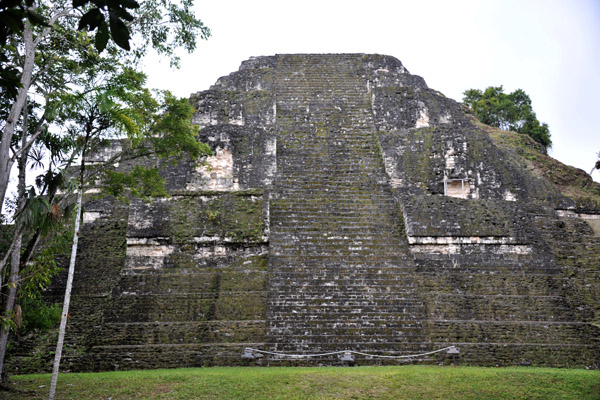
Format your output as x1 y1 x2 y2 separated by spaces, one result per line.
168 191 265 244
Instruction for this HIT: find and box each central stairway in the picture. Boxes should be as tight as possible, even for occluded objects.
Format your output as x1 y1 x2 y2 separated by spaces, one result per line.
266 54 427 363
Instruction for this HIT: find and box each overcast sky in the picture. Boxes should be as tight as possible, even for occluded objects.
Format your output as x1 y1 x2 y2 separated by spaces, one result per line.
144 0 600 182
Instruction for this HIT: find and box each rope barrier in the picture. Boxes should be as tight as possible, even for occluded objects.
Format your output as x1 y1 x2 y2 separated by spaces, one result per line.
242 345 458 360
349 346 457 359
245 348 348 358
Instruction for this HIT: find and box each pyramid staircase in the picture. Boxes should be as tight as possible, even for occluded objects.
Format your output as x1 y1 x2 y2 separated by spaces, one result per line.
265 55 429 364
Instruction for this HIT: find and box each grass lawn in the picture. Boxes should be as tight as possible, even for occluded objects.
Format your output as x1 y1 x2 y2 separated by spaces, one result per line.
1 365 599 400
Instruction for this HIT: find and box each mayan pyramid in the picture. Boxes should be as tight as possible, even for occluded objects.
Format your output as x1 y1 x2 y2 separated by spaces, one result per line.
9 54 600 372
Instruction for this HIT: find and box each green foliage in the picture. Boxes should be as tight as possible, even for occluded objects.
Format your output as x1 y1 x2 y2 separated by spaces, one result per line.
76 0 140 52
0 223 14 254
463 86 551 151
103 166 167 201
0 0 47 98
0 0 212 384
17 296 61 333
133 0 210 67
53 66 158 150
54 69 210 202
13 227 72 334
14 188 64 235
151 92 213 159
20 228 72 299
1 0 212 220
1 0 210 97
205 209 220 223
98 67 159 142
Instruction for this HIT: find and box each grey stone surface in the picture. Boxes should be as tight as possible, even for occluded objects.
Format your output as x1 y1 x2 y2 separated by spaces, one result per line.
8 54 600 372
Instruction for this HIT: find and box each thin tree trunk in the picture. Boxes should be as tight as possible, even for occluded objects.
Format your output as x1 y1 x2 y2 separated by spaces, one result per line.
0 226 21 277
0 234 22 380
0 158 15 216
0 100 29 380
49 116 91 400
48 178 83 400
0 21 35 211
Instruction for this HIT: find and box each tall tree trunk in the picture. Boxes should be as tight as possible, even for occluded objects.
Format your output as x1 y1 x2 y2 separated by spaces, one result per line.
48 176 83 400
0 235 21 381
1 4 74 212
0 21 35 212
0 100 29 380
0 158 15 216
49 118 90 400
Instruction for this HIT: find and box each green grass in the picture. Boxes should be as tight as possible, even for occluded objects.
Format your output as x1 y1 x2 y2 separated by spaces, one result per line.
2 366 599 400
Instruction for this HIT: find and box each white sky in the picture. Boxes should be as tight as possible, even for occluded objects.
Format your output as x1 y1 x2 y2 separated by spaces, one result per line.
145 0 600 182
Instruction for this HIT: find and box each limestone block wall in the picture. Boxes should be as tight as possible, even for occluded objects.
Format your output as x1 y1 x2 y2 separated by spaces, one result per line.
9 54 600 372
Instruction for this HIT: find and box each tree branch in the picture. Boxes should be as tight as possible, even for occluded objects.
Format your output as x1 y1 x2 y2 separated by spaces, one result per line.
32 7 75 48
10 113 47 162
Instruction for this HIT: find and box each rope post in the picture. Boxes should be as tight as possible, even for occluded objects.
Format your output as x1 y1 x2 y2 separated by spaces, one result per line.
446 346 460 366
341 351 355 366
241 348 255 364
241 348 255 359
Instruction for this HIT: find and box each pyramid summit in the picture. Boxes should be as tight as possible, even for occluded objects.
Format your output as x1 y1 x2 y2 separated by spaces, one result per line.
10 54 600 371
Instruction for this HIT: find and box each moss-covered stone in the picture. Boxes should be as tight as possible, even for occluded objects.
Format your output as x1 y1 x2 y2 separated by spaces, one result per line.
166 191 265 244
10 54 600 372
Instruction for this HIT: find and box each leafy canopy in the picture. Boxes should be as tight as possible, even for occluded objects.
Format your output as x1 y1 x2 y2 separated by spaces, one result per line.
463 86 551 151
0 0 210 98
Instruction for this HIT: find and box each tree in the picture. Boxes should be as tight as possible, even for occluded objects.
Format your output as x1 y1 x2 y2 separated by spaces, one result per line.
44 62 211 400
0 0 172 98
0 119 27 379
0 0 210 214
0 0 210 391
0 89 70 381
463 86 552 151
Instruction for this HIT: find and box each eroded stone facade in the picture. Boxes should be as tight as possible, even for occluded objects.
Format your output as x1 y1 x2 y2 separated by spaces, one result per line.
9 54 600 372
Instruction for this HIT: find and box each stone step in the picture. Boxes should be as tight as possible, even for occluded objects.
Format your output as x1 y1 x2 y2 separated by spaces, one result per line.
269 243 407 251
424 294 577 321
265 342 432 354
268 256 413 264
94 320 265 346
424 320 600 345
267 291 421 300
267 278 418 287
83 343 258 370
267 280 417 289
269 219 400 227
106 292 266 323
266 333 427 345
414 261 562 274
270 246 407 253
267 56 425 354
417 272 567 296
435 342 599 367
117 271 267 294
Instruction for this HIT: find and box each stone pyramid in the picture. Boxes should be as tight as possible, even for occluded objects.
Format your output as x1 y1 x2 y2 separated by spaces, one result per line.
10 54 600 372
